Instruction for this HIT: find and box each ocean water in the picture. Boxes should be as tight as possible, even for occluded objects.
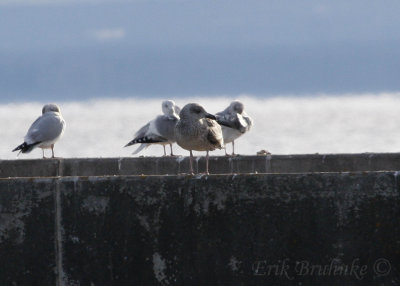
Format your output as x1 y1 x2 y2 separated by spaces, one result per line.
1 93 400 160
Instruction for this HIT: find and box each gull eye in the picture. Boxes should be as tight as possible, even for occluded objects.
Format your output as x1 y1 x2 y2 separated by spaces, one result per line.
191 106 201 114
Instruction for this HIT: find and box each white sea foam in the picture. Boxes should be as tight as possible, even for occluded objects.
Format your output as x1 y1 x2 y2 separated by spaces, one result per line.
1 93 400 159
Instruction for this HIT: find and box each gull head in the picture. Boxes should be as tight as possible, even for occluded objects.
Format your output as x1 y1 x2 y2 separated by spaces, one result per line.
42 103 61 114
229 100 244 114
162 100 179 117
180 103 216 121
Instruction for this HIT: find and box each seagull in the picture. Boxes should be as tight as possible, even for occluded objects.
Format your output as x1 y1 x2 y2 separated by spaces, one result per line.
216 100 253 156
125 100 180 156
12 103 66 158
175 103 224 174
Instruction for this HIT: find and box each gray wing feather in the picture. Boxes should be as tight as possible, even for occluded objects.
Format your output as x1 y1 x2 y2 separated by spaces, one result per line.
216 110 238 123
154 115 178 142
25 113 64 144
128 117 170 145
134 122 150 138
206 119 224 149
216 111 247 133
236 114 249 132
216 109 230 119
242 112 253 131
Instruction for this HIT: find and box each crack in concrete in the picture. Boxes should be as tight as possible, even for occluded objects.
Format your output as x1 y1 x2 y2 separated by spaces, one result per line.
55 160 65 286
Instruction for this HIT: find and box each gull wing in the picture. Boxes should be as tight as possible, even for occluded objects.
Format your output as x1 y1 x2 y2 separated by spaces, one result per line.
25 113 64 144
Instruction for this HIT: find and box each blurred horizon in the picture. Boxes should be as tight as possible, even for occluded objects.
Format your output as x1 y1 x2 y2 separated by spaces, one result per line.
1 0 400 102
2 93 400 159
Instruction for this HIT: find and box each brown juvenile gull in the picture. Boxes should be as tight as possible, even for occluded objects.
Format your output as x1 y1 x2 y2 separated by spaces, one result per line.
12 103 66 158
175 103 224 174
216 100 253 156
125 100 180 156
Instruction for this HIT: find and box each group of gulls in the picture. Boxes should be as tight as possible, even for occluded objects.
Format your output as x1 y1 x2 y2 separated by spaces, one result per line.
13 101 253 174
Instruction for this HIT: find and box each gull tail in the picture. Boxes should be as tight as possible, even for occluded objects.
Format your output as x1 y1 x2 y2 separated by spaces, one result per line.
124 136 167 147
132 143 150 155
12 142 40 154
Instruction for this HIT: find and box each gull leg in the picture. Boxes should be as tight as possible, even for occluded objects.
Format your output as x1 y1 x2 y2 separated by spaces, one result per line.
189 150 194 175
170 144 174 156
205 151 209 175
232 141 236 156
51 144 55 158
42 149 46 159
163 145 167 156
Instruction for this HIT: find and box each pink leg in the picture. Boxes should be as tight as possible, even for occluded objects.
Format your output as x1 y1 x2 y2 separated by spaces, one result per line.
206 151 209 175
189 150 194 175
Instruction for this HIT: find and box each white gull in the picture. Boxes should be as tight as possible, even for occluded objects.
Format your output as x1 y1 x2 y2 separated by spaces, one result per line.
12 103 66 158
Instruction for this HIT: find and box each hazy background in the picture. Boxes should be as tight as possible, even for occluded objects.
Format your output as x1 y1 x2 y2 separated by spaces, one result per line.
1 0 400 158
2 94 400 159
1 0 400 101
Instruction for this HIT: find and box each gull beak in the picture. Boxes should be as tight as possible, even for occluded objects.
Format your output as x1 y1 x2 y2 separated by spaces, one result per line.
205 113 217 120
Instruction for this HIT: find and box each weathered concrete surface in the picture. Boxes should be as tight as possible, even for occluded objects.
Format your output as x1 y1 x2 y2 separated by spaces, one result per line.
0 179 56 285
1 173 399 285
2 153 400 178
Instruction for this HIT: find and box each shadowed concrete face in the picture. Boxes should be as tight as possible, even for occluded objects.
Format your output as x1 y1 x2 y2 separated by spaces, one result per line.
0 172 399 285
0 179 56 285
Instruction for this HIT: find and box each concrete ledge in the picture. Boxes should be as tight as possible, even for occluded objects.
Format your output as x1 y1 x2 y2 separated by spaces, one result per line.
2 153 400 178
1 172 399 285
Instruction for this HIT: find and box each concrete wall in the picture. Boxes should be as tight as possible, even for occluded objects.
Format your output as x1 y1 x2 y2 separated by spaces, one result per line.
1 169 399 285
2 152 400 178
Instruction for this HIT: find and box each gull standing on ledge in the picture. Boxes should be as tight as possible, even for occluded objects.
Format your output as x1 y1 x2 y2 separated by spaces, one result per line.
175 103 224 174
216 100 253 156
125 100 180 156
12 103 66 158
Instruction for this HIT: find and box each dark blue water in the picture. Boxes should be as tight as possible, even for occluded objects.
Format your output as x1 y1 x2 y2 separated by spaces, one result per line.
1 43 400 103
